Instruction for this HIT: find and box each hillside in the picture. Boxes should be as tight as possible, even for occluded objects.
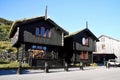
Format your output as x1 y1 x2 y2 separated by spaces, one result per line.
0 18 17 54
0 17 13 25
0 17 13 41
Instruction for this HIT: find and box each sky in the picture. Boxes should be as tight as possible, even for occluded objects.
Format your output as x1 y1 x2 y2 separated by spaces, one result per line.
0 0 120 40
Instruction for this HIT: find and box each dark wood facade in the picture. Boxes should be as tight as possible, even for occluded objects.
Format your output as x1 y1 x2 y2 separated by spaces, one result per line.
9 17 68 47
64 28 99 64
9 16 68 67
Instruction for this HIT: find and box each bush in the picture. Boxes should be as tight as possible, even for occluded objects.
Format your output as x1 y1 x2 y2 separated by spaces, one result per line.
90 63 97 66
0 61 29 68
0 59 10 64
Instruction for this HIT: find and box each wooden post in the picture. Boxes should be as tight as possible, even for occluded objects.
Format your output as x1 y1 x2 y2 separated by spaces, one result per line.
17 47 22 74
17 61 22 74
64 61 68 71
80 62 84 70
17 44 25 74
44 61 49 73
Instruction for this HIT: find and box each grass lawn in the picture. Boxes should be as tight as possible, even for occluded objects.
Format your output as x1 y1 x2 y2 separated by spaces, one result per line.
0 60 29 69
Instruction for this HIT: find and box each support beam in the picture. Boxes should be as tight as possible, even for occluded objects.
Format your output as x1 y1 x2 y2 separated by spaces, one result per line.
17 61 22 74
17 44 25 74
64 61 68 71
44 61 49 73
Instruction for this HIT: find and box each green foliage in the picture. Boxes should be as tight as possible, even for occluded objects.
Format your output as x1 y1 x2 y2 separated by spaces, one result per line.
0 24 11 41
0 61 30 68
0 17 13 41
90 63 98 66
0 18 17 54
0 59 10 64
6 47 17 53
0 17 12 25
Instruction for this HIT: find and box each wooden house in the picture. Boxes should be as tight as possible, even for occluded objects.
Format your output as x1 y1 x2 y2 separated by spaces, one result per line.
9 14 99 73
93 35 119 64
9 16 68 68
64 28 99 65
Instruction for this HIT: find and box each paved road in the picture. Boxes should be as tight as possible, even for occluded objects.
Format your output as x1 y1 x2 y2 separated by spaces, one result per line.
0 66 120 80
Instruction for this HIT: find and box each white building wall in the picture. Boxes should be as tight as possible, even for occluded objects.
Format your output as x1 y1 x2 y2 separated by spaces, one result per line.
96 35 120 59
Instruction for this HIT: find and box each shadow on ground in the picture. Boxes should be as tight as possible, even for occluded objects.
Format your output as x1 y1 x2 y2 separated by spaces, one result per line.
0 69 45 75
0 70 17 75
0 67 97 75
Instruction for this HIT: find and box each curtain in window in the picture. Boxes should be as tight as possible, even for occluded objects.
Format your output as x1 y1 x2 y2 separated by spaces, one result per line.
35 27 51 38
80 51 88 59
82 37 88 46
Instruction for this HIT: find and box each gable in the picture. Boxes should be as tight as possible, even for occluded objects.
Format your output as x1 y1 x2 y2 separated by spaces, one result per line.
9 16 68 38
99 35 120 42
65 28 99 41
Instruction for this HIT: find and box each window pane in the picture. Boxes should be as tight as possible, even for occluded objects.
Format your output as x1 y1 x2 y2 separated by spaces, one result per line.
82 38 85 45
101 38 105 42
85 38 88 46
43 30 46 37
40 27 45 36
46 29 50 38
35 28 39 35
43 46 47 51
82 37 88 46
80 52 88 59
32 45 36 49
102 44 105 49
37 46 42 49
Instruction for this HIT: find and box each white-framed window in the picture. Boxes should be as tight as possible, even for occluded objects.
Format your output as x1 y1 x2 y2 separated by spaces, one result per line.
82 37 89 46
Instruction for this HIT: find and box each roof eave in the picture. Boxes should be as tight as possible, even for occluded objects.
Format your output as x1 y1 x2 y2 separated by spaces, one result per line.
47 18 69 35
9 21 17 38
